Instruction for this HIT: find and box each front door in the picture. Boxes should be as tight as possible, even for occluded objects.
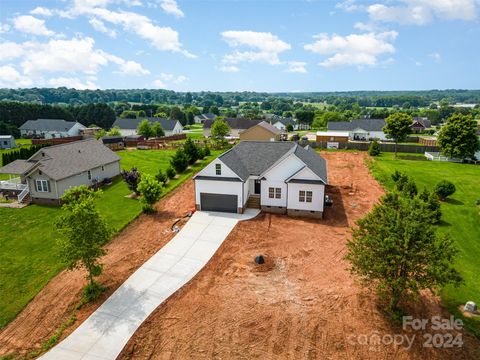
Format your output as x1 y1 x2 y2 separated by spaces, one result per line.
254 180 261 194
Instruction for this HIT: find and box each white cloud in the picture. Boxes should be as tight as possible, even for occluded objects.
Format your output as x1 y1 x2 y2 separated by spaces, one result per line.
89 18 117 37
13 15 55 36
152 79 166 88
353 21 376 31
415 61 423 66
159 0 184 18
219 65 239 72
287 61 307 73
0 23 10 33
429 52 441 62
30 7 53 17
367 0 477 25
336 0 361 12
0 65 33 87
48 77 98 89
0 42 25 61
159 72 187 83
117 60 150 75
304 31 398 68
221 30 291 66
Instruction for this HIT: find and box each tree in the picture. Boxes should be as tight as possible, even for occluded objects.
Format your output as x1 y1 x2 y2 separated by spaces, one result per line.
121 167 141 194
137 119 153 138
155 169 168 185
170 106 186 125
210 119 230 145
438 114 480 160
368 139 381 156
95 129 107 140
345 192 462 314
419 187 442 224
170 148 189 173
137 174 163 213
434 180 456 200
107 126 121 136
166 166 176 179
56 186 111 301
383 113 413 158
286 123 294 132
151 122 165 138
183 138 200 164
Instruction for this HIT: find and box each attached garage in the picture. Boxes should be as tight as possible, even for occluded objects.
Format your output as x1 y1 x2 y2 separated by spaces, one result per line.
200 193 238 213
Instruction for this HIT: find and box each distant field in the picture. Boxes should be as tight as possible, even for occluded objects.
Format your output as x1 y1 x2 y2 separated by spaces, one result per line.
368 153 480 337
185 124 204 140
0 148 220 328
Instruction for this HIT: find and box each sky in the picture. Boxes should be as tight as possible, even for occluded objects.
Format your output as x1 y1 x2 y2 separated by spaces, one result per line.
0 0 479 92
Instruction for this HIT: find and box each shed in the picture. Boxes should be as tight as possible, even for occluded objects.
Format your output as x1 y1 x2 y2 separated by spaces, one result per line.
0 135 16 149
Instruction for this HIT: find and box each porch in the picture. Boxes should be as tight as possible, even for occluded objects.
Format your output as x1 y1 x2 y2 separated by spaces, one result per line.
0 159 34 204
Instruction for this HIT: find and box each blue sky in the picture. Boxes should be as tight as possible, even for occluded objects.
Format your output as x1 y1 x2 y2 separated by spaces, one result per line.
0 0 479 92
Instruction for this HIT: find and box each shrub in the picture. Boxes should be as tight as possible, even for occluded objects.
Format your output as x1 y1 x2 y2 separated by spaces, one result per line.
155 169 168 185
166 166 176 179
137 174 163 213
368 139 381 156
121 167 141 194
434 180 456 200
170 148 189 173
203 146 211 156
419 187 442 224
197 147 205 159
286 123 294 132
183 138 200 164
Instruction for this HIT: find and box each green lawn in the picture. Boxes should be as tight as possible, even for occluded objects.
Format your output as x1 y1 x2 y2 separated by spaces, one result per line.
368 153 480 336
185 124 204 140
0 149 220 328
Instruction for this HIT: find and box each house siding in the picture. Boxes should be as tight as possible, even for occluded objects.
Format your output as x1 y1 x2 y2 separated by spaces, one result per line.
239 126 279 141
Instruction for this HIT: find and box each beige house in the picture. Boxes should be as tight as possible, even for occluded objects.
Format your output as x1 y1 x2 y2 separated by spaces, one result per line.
239 121 282 141
0 139 120 205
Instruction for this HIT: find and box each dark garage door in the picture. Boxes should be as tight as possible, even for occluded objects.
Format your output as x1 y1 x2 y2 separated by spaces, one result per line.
200 193 238 213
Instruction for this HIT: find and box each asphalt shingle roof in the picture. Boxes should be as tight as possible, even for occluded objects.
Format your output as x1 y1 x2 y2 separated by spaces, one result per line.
112 118 179 131
217 141 327 184
253 121 282 134
328 119 386 132
203 118 263 129
0 159 37 175
19 119 81 132
28 139 120 180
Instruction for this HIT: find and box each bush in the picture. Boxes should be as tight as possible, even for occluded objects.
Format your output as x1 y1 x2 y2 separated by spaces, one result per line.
434 180 456 200
368 139 381 156
121 167 141 194
203 146 211 156
137 174 163 213
166 166 176 179
155 169 168 185
170 148 189 173
83 282 106 303
286 123 294 132
419 187 442 224
183 137 200 164
197 147 205 160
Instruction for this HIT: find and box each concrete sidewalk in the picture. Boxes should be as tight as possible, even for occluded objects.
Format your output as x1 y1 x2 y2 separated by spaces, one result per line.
40 209 260 360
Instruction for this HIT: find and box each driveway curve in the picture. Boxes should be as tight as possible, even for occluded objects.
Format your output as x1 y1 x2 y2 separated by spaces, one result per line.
40 209 260 360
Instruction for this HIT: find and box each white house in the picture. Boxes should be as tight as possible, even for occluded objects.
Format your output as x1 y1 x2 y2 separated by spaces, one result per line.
272 117 298 131
194 141 328 218
194 113 217 124
19 119 86 139
203 118 263 138
327 119 388 141
0 139 120 205
112 117 183 137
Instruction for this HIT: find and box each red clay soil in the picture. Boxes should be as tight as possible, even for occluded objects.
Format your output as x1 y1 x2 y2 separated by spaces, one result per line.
119 152 480 360
0 180 196 358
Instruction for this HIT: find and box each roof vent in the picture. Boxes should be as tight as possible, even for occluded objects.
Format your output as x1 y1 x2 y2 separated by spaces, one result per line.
254 255 265 265
41 152 45 157
78 149 81 153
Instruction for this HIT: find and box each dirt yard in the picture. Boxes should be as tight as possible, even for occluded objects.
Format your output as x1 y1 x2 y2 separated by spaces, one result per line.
0 181 196 357
119 152 480 360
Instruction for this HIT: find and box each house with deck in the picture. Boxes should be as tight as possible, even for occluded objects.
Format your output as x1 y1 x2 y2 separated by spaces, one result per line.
19 119 86 139
0 139 120 205
327 119 387 141
194 141 328 218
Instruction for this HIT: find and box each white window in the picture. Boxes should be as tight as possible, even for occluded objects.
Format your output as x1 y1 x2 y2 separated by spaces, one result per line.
275 187 281 199
87 170 92 180
269 187 281 199
306 191 313 203
299 190 305 202
269 187 275 198
35 179 49 192
215 163 221 175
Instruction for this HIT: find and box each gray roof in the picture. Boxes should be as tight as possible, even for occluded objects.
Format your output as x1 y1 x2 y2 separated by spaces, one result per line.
112 117 180 131
19 139 120 180
216 141 327 184
328 119 386 132
412 117 431 128
0 135 14 139
272 117 296 126
0 159 37 175
204 118 263 129
247 121 282 135
19 119 81 132
194 113 217 120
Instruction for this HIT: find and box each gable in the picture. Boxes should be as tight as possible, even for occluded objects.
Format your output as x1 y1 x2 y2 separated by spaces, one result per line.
286 164 324 183
195 158 240 179
262 153 305 181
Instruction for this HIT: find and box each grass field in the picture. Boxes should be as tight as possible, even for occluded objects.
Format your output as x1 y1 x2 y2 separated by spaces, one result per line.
0 148 220 328
368 153 480 336
185 124 204 140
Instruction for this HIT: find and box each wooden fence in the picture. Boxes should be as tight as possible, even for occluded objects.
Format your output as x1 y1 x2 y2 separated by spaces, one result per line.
31 136 83 146
307 140 439 154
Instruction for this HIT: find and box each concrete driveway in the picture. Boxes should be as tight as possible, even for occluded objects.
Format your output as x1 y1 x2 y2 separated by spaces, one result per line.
40 209 260 360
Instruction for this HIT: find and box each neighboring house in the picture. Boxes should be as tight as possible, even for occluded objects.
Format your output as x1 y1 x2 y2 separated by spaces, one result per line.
100 136 125 151
0 139 120 205
270 117 298 131
19 119 86 139
0 135 15 149
203 118 263 138
194 113 217 124
112 117 183 137
194 141 328 218
327 119 387 141
316 131 349 147
411 117 432 133
239 121 283 141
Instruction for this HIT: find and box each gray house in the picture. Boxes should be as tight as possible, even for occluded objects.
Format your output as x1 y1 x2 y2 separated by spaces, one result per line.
112 117 183 137
327 119 387 141
203 118 263 138
0 139 120 205
0 135 16 149
19 119 86 139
